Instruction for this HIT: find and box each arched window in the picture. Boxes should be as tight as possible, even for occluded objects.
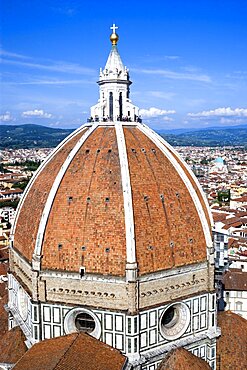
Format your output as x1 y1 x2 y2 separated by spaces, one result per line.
236 301 242 311
109 92 113 120
119 92 123 120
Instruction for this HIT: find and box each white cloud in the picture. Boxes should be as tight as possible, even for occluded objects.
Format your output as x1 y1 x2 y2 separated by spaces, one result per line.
139 107 176 118
219 117 245 124
162 116 174 122
1 58 95 76
164 55 180 60
0 111 14 122
3 78 94 86
1 49 95 78
188 107 247 117
0 49 30 60
148 91 176 100
132 68 211 83
22 109 53 118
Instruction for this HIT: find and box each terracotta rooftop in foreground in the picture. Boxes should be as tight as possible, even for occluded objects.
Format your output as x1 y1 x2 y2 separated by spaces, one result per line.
0 280 8 336
217 311 247 370
0 326 27 364
12 332 127 370
157 347 211 370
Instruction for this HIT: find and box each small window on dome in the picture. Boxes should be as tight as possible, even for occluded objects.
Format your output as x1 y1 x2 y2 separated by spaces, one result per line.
67 196 73 204
80 267 85 278
75 312 95 333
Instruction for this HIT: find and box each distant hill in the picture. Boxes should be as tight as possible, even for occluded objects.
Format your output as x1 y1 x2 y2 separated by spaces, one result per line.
161 126 247 146
0 124 73 149
158 123 247 135
0 123 246 149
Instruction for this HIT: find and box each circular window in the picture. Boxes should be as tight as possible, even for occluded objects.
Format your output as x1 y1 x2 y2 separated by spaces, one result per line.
160 302 190 340
64 308 101 339
75 312 95 333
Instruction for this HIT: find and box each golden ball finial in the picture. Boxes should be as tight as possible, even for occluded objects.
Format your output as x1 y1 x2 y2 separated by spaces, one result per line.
110 32 119 45
110 23 119 45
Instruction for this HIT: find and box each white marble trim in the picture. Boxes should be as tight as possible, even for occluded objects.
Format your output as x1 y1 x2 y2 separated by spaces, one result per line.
115 123 136 267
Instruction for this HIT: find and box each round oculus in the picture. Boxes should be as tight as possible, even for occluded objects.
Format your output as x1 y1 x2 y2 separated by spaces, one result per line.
160 302 190 340
64 307 101 339
75 312 96 333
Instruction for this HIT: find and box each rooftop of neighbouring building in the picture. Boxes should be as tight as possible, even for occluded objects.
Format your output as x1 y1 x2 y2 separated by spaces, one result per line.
11 332 127 370
223 269 247 291
157 347 211 370
217 311 247 370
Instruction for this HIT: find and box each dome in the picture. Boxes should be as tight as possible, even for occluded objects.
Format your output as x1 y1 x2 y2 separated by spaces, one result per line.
215 157 224 164
8 26 218 369
12 122 212 277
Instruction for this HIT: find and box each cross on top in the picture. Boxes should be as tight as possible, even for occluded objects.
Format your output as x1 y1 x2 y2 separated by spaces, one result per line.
110 24 118 34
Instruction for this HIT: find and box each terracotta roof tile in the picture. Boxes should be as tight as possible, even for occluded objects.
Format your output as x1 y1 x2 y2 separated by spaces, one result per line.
0 280 8 336
157 347 211 370
0 262 8 275
42 127 126 275
13 332 127 370
14 129 87 262
0 326 27 364
217 311 247 370
223 270 247 291
13 125 210 276
165 145 212 230
212 212 229 222
124 127 207 274
0 249 9 261
222 217 247 226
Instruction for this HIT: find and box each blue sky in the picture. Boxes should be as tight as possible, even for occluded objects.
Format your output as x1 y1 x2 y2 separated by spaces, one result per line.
1 0 247 130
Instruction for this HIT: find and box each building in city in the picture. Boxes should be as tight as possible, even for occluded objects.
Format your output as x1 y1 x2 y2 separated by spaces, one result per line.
6 26 219 369
223 269 247 320
209 157 228 174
